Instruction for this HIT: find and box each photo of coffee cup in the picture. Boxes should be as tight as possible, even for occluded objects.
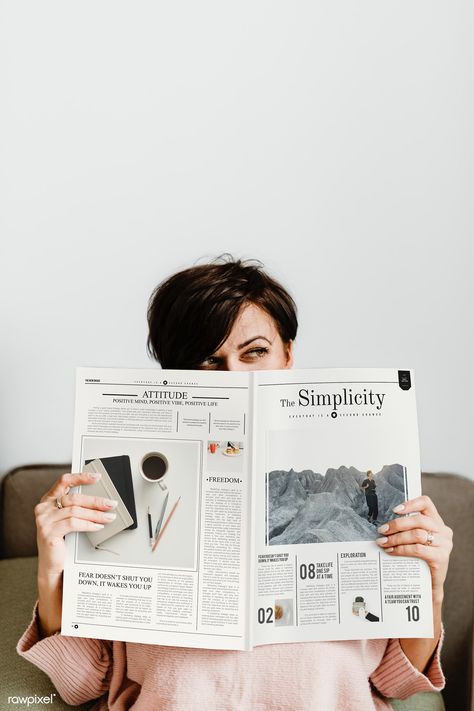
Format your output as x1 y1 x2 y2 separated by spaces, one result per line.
139 452 169 491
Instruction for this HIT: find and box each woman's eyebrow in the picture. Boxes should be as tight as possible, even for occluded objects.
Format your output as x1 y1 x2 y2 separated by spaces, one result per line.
237 336 272 349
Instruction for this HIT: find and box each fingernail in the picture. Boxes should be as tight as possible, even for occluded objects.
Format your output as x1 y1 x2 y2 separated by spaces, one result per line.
378 524 389 533
104 499 118 509
393 504 405 513
88 472 101 479
92 523 104 529
103 513 117 521
385 547 394 552
376 537 388 544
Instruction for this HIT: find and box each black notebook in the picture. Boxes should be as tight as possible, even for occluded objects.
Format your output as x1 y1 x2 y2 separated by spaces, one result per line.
84 455 138 529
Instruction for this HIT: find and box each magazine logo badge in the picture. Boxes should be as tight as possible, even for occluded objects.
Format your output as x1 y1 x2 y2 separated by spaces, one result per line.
398 371 411 391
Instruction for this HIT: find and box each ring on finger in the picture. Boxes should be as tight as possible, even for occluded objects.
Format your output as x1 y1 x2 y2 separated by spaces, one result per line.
56 496 64 509
425 530 434 546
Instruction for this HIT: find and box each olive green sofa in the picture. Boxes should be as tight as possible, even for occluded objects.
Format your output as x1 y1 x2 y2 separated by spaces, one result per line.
0 465 472 711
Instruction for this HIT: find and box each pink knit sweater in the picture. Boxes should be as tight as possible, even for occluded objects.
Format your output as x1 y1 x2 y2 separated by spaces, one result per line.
17 601 445 711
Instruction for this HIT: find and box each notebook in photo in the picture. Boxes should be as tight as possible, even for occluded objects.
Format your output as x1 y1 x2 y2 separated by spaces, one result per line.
85 454 138 529
83 459 134 547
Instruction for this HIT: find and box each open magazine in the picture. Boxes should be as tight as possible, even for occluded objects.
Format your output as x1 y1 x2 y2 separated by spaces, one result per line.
61 367 434 650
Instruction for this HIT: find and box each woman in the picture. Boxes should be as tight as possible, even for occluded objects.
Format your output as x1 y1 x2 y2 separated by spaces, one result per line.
18 255 452 710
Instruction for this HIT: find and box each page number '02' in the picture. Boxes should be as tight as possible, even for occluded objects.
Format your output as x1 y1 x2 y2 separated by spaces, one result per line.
257 607 274 624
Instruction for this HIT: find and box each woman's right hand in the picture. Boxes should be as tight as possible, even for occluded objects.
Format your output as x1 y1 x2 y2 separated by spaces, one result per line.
35 470 118 577
34 471 118 636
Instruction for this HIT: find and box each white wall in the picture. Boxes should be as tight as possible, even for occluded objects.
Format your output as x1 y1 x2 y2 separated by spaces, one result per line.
1 2 472 480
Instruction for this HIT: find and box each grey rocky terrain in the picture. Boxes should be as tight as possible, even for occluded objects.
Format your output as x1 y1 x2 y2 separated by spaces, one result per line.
268 464 405 545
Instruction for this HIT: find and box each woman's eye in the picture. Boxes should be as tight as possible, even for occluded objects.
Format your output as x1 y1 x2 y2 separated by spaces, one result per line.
200 356 220 367
243 348 269 359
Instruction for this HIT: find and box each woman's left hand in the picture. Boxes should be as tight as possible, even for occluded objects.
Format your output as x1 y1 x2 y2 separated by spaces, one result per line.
376 495 453 599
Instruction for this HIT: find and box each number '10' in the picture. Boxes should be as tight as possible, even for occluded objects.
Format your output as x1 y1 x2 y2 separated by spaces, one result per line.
405 605 420 622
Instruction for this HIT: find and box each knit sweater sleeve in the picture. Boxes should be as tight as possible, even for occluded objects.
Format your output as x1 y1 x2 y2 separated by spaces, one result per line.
16 600 113 706
370 626 445 700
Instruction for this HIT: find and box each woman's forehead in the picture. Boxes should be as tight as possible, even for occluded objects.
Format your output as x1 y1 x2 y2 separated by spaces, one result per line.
220 304 277 349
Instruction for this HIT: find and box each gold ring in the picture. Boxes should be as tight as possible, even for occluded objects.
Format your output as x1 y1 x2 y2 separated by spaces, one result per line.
426 530 434 546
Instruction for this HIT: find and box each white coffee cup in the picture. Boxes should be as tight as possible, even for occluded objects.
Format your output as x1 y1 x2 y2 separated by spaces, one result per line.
139 452 169 491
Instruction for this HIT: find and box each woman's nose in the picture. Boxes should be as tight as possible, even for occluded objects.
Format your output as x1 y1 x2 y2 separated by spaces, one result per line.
224 355 249 371
224 359 239 371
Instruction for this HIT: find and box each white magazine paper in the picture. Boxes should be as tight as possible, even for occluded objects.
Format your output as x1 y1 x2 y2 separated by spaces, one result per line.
61 367 434 650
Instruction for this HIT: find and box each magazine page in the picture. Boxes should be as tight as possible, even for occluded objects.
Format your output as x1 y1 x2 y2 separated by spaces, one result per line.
61 367 253 650
251 368 434 645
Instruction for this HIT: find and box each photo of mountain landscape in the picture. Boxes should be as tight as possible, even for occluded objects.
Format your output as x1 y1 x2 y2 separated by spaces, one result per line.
266 464 406 545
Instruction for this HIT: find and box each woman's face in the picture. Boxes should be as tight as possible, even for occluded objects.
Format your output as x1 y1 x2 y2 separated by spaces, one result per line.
198 302 294 371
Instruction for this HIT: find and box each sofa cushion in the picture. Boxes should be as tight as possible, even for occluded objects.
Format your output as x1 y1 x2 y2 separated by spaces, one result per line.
0 555 93 710
390 694 445 711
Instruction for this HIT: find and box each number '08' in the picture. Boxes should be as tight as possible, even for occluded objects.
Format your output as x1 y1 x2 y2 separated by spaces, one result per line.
299 563 316 580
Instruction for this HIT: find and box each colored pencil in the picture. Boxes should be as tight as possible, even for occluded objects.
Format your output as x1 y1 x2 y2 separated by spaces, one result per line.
152 496 181 552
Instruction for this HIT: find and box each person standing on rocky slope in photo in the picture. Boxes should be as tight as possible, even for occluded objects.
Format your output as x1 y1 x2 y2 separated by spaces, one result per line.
361 469 379 525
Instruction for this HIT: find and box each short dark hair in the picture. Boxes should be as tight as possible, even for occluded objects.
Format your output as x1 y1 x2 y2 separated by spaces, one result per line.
147 254 298 369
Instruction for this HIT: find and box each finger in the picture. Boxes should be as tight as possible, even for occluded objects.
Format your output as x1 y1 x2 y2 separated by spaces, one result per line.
391 495 444 525
377 512 438 536
376 528 437 549
59 491 118 511
47 517 108 538
41 471 101 503
383 542 437 561
48 504 117 528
